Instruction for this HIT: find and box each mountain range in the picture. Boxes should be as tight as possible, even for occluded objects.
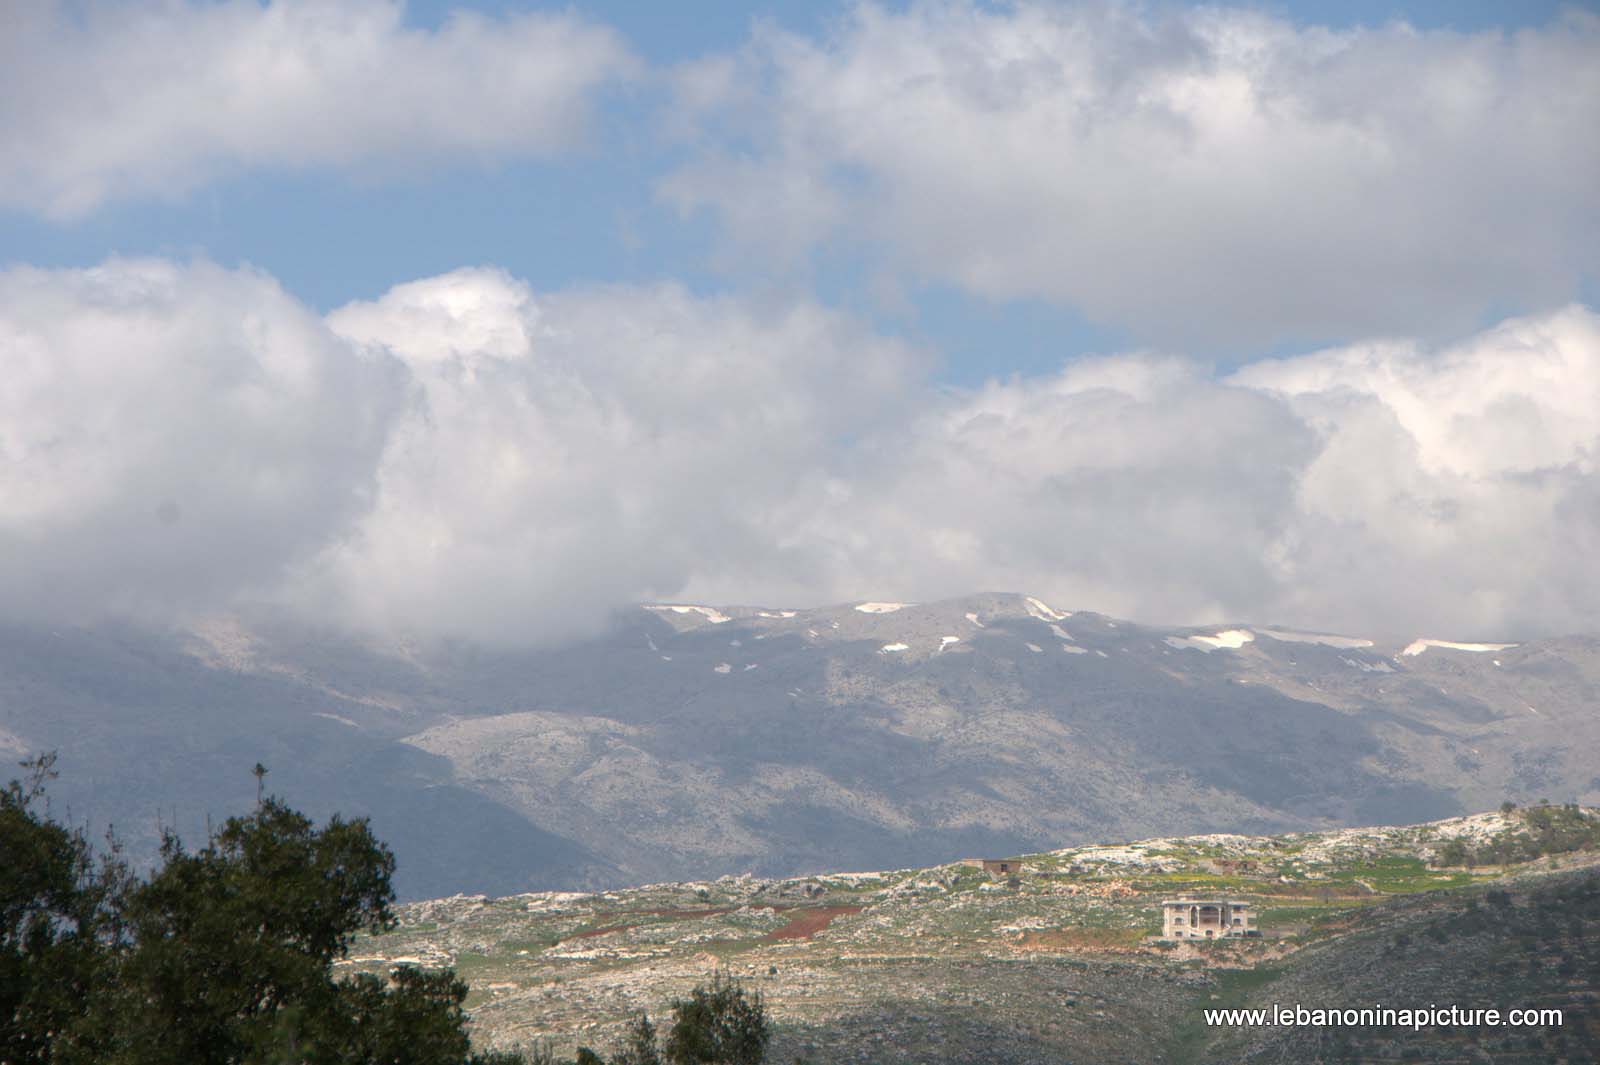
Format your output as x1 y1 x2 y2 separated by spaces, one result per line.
5 592 1597 899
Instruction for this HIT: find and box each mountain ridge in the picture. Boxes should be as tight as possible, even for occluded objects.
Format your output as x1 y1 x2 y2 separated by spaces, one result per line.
6 591 1598 898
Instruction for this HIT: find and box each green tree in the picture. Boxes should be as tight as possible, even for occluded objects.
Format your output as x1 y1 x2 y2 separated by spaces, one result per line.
1 753 126 1065
3 758 529 1065
85 798 400 1063
662 974 769 1065
287 966 490 1065
610 1012 662 1065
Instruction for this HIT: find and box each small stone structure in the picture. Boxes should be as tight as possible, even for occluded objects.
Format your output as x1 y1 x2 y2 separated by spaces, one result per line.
1160 897 1258 939
959 858 1025 879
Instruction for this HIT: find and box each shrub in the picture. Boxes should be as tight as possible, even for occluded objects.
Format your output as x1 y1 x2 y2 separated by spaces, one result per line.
662 973 770 1065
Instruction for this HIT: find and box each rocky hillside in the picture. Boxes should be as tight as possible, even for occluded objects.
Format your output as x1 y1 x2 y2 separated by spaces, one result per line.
1209 867 1600 1063
4 593 1599 897
344 808 1600 1064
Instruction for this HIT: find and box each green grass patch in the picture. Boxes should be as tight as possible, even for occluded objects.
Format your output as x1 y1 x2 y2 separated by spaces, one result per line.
451 951 494 976
1132 872 1256 890
1167 965 1283 1061
1318 856 1479 894
700 938 763 959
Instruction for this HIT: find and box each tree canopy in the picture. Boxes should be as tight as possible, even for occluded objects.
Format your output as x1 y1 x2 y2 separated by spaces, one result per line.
2 759 515 1065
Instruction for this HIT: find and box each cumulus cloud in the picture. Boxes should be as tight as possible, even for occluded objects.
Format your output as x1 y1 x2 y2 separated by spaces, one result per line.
772 304 1600 639
0 0 636 217
6 256 1600 642
662 1 1600 348
308 280 1600 642
785 354 1321 626
1229 305 1600 635
306 269 925 643
0 258 403 621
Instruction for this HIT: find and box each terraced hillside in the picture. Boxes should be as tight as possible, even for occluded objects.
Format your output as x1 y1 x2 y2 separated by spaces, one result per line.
344 806 1600 1063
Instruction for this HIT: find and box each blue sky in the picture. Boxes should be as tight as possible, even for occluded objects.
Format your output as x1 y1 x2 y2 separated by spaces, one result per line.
4 0 1593 385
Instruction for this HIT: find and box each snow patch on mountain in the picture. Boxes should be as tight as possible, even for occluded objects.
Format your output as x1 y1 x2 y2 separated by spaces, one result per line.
1024 596 1071 621
1258 628 1374 649
964 612 984 628
1400 639 1517 657
856 602 910 613
878 642 909 653
648 604 731 624
1165 629 1255 652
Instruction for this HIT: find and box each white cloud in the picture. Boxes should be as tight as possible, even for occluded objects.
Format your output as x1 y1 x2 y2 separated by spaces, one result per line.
316 274 1600 642
663 1 1600 347
0 0 636 218
781 304 1600 639
1227 305 1600 634
774 350 1322 626
0 258 403 620
6 255 1600 642
308 268 925 643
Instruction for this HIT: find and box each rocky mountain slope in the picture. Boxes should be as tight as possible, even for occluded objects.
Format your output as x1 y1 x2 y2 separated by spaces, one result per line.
345 808 1600 1064
5 593 1599 897
1208 866 1600 1063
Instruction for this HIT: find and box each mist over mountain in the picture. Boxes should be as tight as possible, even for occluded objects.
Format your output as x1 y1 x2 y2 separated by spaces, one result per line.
6 592 1596 900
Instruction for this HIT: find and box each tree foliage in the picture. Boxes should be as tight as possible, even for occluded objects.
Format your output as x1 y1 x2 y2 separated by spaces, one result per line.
1 753 128 1065
1 757 527 1065
1437 803 1600 868
661 973 770 1065
608 1013 662 1065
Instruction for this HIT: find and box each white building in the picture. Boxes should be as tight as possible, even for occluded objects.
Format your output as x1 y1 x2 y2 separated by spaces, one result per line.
1161 897 1258 939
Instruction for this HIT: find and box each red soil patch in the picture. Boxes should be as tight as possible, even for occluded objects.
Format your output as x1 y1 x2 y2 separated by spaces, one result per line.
763 905 863 942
